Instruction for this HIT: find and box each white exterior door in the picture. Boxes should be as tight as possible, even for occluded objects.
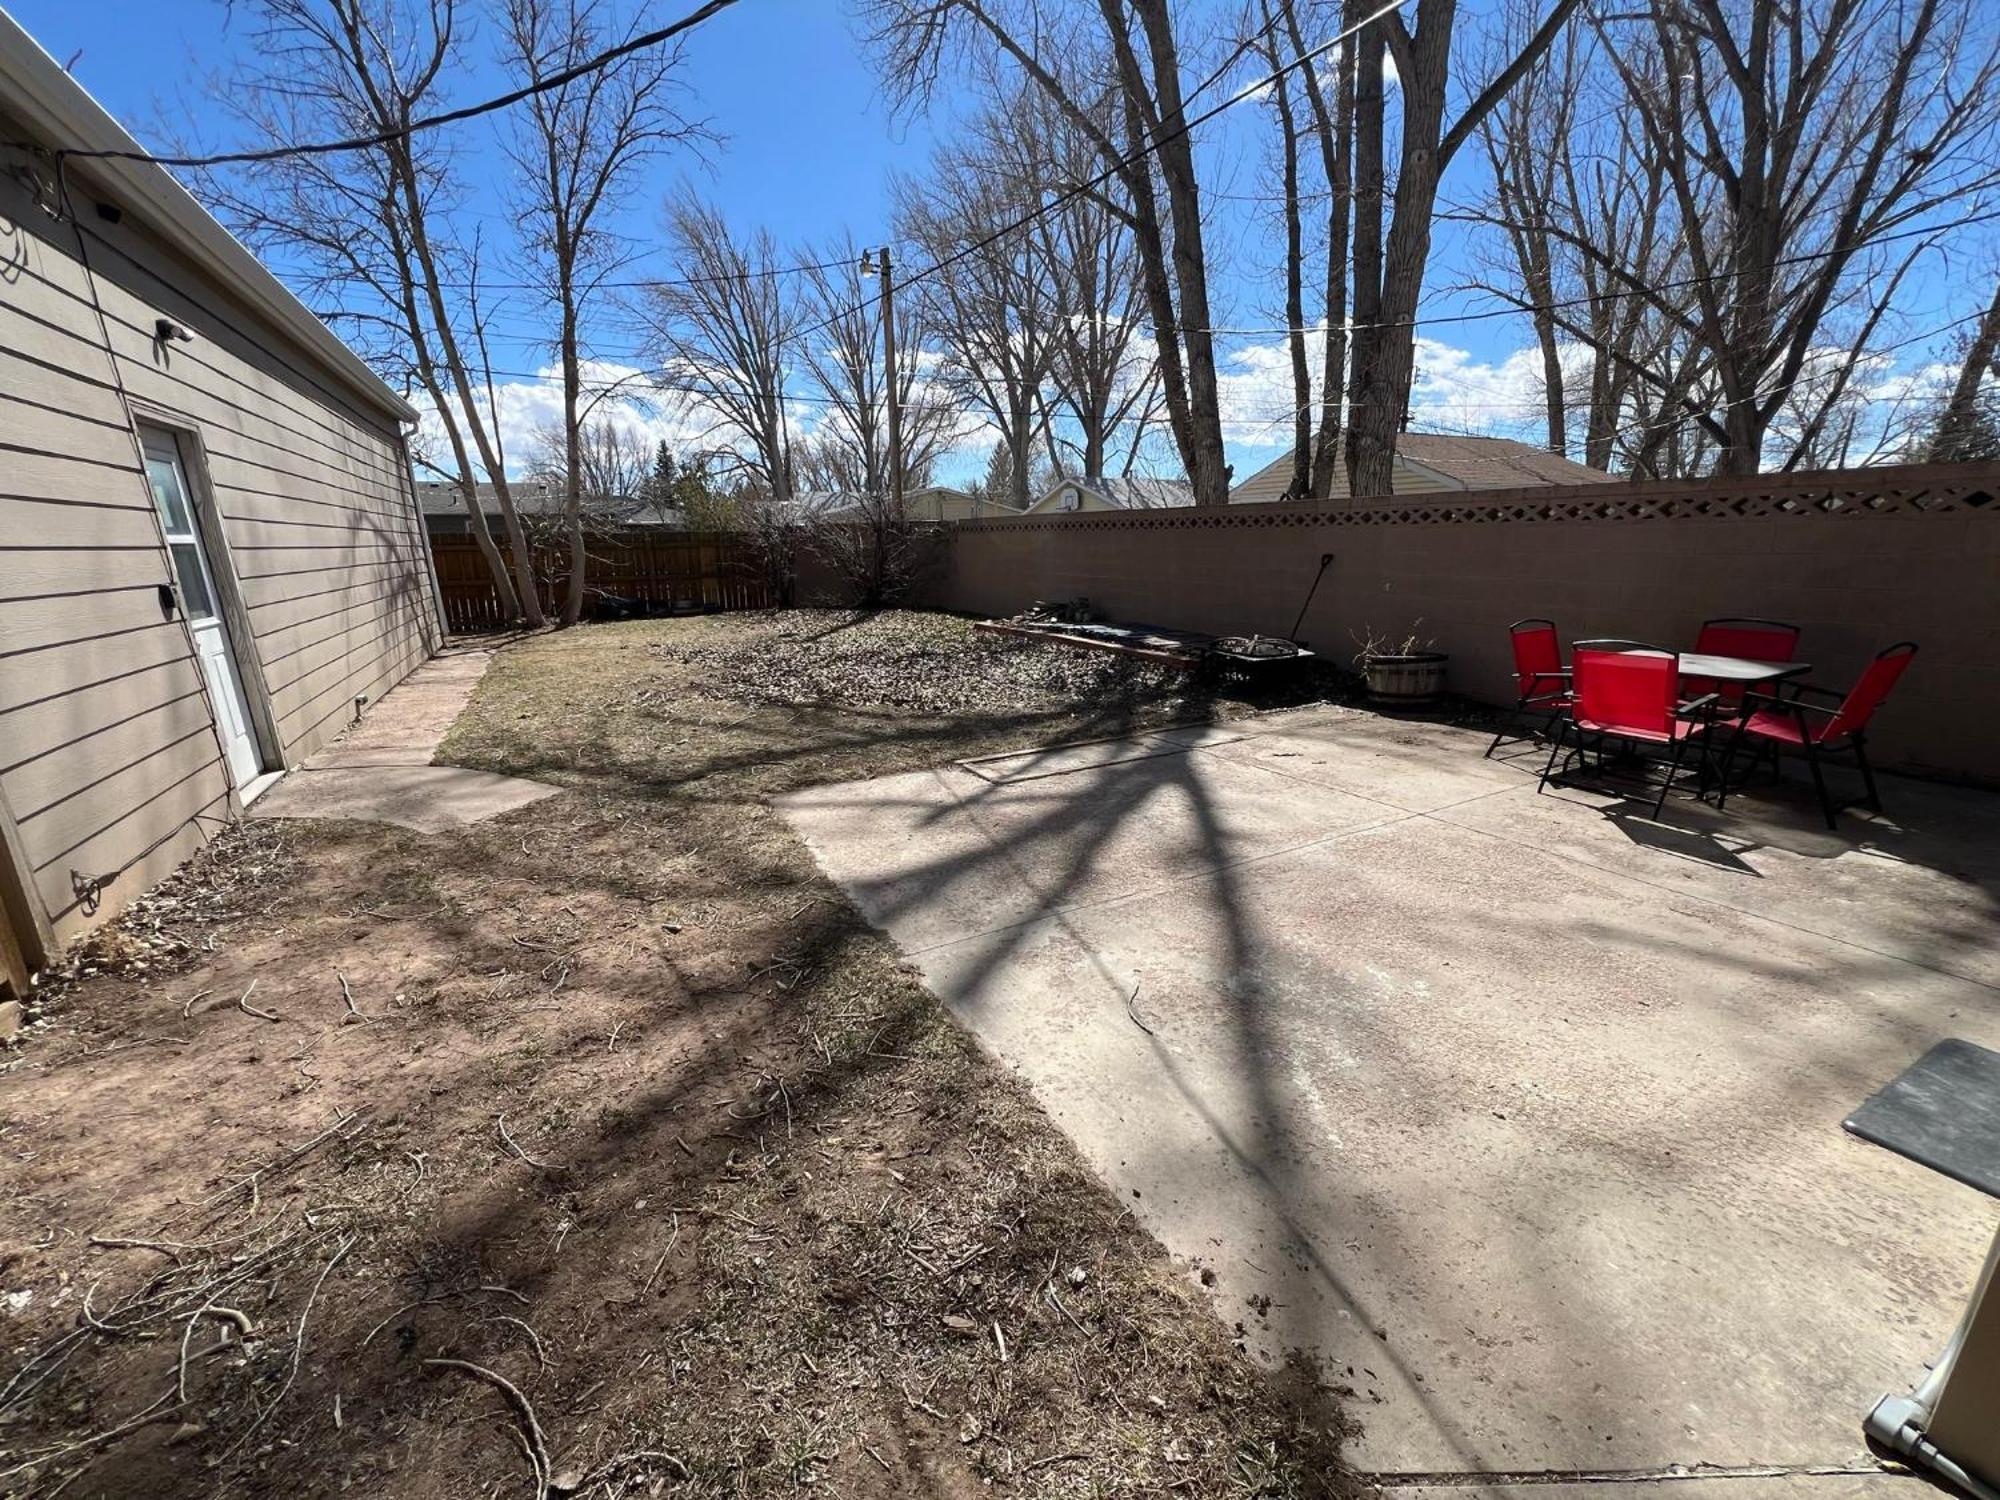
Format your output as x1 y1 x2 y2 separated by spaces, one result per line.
141 428 263 790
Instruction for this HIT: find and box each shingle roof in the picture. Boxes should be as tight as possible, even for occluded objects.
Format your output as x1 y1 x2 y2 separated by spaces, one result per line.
1393 434 1614 488
1042 475 1196 510
414 480 683 526
1229 434 1615 504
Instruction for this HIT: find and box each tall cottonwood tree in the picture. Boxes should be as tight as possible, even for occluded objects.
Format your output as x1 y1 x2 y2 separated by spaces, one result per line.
637 199 799 501
206 0 545 623
895 109 1061 509
1468 13 1709 474
1479 0 2000 475
1015 99 1161 478
502 0 704 623
865 0 1233 504
1928 282 2000 462
1340 0 1582 495
795 241 959 497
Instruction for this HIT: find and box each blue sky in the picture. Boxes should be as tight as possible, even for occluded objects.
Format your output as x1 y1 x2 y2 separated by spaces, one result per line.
9 0 1992 485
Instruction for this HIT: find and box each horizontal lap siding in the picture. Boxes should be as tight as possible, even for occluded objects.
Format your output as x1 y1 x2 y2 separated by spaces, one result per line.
0 149 432 946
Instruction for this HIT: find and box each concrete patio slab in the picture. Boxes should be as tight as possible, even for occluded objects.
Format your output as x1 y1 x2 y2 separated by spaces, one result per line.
776 705 2000 1483
253 647 559 830
253 764 558 833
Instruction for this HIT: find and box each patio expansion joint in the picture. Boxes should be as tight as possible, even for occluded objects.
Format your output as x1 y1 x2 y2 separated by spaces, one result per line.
1363 1460 1907 1489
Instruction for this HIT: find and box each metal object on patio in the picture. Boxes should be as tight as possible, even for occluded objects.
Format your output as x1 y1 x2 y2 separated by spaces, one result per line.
1849 1039 2000 1500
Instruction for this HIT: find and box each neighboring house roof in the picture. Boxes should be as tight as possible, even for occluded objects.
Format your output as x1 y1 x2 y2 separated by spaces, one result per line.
765 486 982 522
1230 434 1615 504
0 12 417 426
1026 475 1197 513
414 480 684 527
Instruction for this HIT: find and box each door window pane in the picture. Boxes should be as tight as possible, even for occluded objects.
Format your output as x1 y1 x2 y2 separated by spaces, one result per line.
144 456 193 535
170 542 215 619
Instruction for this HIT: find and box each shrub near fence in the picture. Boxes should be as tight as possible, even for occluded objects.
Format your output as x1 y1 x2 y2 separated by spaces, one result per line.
429 530 771 632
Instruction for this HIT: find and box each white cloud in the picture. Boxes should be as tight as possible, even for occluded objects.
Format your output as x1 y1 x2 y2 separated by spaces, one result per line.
409 360 726 480
1213 328 1558 455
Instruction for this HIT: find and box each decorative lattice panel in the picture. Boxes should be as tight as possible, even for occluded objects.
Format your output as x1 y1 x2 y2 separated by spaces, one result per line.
954 466 1998 536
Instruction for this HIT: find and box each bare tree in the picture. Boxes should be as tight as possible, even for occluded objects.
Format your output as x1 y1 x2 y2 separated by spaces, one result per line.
501 0 705 624
201 0 544 624
636 198 799 501
528 418 655 524
1253 0 1312 499
1015 98 1160 478
1928 280 2000 462
1467 12 1707 474
1342 0 1582 496
894 106 1060 509
795 242 960 498
863 0 1233 505
1273 0 1353 497
1590 0 2000 474
798 494 947 607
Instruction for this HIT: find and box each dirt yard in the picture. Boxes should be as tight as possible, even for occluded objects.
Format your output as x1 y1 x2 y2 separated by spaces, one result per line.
0 612 1360 1500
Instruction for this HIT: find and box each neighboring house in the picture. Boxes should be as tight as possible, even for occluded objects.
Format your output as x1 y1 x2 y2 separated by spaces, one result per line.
0 13 439 991
1023 476 1196 514
769 486 1015 523
414 479 686 534
910 487 1023 523
1229 434 1615 504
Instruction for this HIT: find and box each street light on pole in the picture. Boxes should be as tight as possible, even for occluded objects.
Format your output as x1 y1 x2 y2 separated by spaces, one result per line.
859 247 903 514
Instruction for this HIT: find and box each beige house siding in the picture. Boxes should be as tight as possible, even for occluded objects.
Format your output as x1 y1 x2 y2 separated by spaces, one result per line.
0 124 434 953
1021 488 1123 515
1229 450 1458 504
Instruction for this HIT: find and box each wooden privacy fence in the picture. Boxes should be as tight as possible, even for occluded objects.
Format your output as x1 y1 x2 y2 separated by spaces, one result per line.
429 530 771 631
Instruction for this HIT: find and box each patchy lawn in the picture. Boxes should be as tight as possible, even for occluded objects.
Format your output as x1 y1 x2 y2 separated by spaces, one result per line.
0 611 1361 1499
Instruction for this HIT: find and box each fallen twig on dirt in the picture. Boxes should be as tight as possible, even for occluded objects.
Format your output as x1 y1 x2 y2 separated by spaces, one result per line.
172 1109 367 1224
480 1314 552 1370
361 1284 529 1348
497 1114 563 1171
236 980 281 1023
1025 1450 1090 1471
222 1233 356 1459
424 1357 551 1497
179 988 212 1020
86 1234 185 1260
0 1390 185 1482
337 972 369 1024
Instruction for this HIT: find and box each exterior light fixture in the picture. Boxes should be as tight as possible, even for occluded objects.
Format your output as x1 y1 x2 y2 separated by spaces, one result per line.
154 318 194 344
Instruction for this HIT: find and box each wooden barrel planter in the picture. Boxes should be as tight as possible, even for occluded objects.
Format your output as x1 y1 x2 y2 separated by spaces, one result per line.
1361 651 1449 707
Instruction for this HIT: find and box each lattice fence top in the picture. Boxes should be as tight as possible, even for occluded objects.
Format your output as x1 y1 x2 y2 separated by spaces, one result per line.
954 463 1999 535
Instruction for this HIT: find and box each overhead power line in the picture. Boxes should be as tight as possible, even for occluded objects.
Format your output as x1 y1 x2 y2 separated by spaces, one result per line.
17 0 740 169
779 0 1417 351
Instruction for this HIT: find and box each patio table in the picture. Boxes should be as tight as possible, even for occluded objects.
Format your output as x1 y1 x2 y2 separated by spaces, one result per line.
1676 652 1811 686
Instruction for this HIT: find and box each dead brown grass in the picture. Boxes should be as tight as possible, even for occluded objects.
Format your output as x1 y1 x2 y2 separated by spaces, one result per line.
0 611 1362 1499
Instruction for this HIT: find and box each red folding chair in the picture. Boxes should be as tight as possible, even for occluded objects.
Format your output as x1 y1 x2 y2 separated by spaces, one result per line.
1715 642 1917 829
1485 618 1572 757
1538 646 1720 818
1690 617 1801 714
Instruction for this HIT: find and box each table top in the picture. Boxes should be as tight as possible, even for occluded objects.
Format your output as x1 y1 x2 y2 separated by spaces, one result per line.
1678 652 1812 683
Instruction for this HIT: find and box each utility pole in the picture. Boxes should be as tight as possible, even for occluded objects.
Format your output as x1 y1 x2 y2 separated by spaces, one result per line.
866 246 905 513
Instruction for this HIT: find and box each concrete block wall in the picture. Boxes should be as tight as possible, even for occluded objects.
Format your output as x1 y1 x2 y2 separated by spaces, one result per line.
926 462 2000 783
